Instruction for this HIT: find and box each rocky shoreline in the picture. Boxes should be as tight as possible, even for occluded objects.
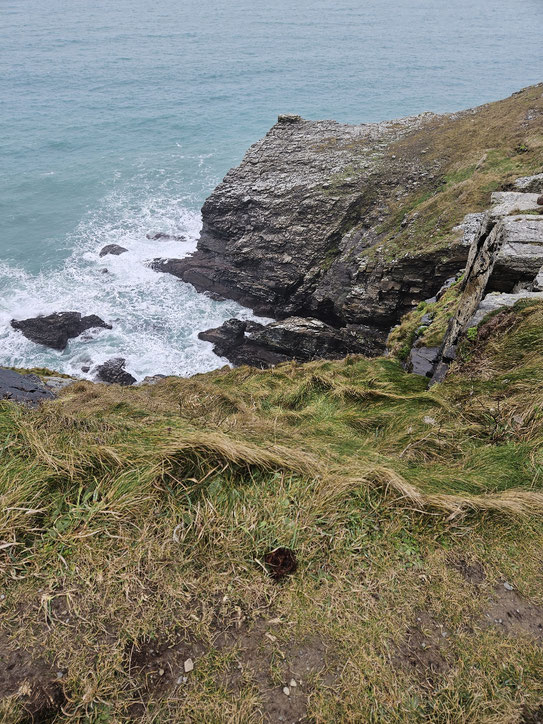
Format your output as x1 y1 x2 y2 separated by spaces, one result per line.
151 85 543 370
5 85 543 383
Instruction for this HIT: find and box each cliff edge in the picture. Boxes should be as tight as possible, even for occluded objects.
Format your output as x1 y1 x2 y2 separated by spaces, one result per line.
155 84 543 364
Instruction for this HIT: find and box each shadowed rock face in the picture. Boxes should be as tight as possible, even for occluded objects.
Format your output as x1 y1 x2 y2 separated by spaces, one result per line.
153 111 469 330
198 316 386 368
11 312 112 351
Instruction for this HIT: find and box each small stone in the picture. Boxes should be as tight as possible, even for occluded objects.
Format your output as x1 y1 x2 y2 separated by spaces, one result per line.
184 658 194 673
282 686 290 696
289 679 297 687
159 668 165 676
503 582 514 591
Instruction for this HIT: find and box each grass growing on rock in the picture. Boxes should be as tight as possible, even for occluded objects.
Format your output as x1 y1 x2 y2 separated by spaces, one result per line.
1 302 543 721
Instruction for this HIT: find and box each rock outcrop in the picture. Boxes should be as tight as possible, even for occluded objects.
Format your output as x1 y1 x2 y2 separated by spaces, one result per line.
154 85 543 366
11 313 112 351
95 358 136 386
0 368 55 406
425 185 543 383
199 317 386 368
99 244 128 257
152 111 465 330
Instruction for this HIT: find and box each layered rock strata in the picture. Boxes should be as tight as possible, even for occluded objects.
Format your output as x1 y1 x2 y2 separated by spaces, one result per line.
153 112 470 333
199 317 386 368
427 185 543 383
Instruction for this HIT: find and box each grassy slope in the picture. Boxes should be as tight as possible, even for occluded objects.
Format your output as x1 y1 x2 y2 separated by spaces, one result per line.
1 301 543 722
350 83 543 261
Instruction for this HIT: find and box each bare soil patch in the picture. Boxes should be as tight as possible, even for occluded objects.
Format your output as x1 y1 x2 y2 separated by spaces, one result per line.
0 632 66 722
450 556 486 585
483 585 543 641
393 611 451 686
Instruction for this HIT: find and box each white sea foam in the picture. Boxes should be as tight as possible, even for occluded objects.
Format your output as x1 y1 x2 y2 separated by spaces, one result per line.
0 185 267 381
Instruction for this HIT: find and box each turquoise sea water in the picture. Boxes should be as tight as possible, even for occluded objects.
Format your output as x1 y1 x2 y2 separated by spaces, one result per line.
1 0 542 379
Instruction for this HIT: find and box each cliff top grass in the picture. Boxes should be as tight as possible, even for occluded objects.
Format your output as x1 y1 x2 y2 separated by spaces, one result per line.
342 83 543 261
1 301 543 722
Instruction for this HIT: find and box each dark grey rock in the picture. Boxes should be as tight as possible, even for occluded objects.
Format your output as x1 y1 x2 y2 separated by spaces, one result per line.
99 244 128 257
11 312 112 351
407 346 440 377
199 316 386 368
95 358 136 386
146 232 187 242
0 368 54 406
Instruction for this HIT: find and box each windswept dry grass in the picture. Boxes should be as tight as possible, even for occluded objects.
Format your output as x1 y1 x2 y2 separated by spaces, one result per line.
0 302 542 722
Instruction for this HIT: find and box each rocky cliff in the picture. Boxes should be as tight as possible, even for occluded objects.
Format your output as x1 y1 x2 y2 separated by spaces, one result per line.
154 85 543 365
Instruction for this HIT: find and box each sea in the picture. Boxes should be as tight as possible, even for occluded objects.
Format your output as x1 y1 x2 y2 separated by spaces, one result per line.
1 0 542 381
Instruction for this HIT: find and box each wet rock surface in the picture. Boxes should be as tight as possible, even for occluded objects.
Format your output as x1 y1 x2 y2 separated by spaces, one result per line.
11 312 112 351
95 358 136 386
199 316 386 368
99 244 128 257
0 368 55 405
146 232 187 242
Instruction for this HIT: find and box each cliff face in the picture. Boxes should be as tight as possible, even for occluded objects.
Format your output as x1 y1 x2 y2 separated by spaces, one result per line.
154 85 543 363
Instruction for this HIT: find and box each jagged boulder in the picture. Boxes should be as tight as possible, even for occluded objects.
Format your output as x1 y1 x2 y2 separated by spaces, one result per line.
95 358 136 386
488 215 543 291
11 312 112 351
199 316 386 368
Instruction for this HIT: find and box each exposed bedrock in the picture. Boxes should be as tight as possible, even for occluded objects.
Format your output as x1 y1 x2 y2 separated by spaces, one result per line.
94 358 136 386
11 312 112 351
152 111 469 333
199 317 386 369
153 85 543 366
0 368 55 406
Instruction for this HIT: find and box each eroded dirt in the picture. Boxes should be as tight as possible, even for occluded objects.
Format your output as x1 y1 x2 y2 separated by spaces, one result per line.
124 613 335 722
483 585 543 641
0 631 66 722
450 556 486 585
393 610 451 686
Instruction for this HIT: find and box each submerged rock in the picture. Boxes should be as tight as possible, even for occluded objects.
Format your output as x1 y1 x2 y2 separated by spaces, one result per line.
99 244 128 257
95 358 136 386
0 368 54 406
11 312 112 351
146 232 187 242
